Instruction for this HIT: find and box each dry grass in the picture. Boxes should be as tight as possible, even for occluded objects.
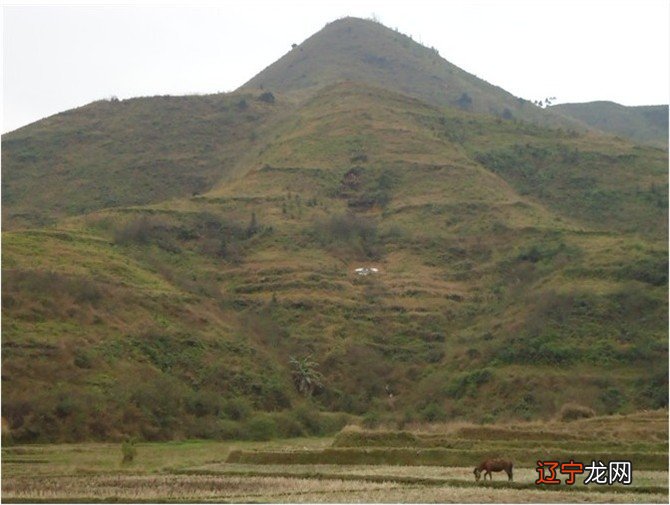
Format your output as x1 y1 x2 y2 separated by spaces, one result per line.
186 463 669 488
272 486 668 503
391 409 669 442
1 438 332 477
3 473 666 503
1 474 399 502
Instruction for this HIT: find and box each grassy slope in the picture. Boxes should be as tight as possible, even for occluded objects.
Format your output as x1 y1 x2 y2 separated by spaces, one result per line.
2 227 304 442
2 80 667 443
240 17 587 131
1 92 282 228
551 101 669 148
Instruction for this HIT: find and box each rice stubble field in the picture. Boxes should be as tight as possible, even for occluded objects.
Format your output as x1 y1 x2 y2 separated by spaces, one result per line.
2 411 668 503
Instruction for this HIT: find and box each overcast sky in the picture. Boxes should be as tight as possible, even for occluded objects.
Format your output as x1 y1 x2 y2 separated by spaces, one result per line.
3 0 669 133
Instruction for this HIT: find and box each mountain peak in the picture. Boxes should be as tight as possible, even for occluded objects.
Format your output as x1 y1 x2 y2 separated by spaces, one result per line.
325 15 378 26
239 17 583 129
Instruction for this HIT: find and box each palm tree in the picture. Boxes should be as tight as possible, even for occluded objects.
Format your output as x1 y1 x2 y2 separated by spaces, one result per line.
289 355 324 397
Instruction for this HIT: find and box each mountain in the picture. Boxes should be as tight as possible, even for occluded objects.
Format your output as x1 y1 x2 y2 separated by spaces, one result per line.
2 19 667 443
551 101 669 148
240 17 586 130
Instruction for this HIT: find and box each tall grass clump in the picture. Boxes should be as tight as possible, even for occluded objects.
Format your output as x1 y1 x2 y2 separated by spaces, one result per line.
559 403 596 421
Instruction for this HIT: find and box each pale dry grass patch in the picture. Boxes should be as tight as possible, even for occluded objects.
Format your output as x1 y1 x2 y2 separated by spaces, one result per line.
396 409 669 442
2 438 333 478
272 485 668 503
193 463 486 480
1 474 397 501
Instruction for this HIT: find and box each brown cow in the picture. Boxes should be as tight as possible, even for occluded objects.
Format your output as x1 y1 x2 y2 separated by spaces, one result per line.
473 458 514 482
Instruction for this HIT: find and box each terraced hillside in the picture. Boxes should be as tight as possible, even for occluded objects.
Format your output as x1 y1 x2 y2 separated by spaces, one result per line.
1 19 667 444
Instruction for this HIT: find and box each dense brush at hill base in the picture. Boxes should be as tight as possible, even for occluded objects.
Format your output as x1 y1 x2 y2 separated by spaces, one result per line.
1 17 668 443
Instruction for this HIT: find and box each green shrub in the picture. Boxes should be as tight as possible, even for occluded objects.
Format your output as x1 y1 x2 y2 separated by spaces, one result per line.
122 374 188 440
420 402 447 422
246 415 278 441
617 257 668 286
362 411 380 428
399 408 416 429
455 92 473 110
113 216 180 253
344 169 396 210
185 390 223 418
114 216 154 245
499 335 578 366
73 350 93 369
634 372 668 409
222 398 252 421
130 331 206 374
218 419 245 440
271 412 305 438
446 369 493 399
293 405 324 435
258 92 275 104
318 412 351 434
121 439 137 464
514 393 538 421
600 387 625 414
189 417 224 439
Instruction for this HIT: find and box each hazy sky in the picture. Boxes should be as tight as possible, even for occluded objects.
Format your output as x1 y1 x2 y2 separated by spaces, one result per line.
3 0 669 133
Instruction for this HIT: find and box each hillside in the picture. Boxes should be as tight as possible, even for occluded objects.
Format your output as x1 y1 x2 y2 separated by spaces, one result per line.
1 92 284 228
1 19 667 444
240 17 587 131
552 101 669 148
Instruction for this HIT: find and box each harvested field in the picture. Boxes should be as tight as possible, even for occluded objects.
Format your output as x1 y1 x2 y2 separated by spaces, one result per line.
1 474 401 502
2 411 667 503
3 471 666 503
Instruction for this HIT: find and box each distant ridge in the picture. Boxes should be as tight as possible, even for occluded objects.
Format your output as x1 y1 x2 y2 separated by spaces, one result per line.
552 101 669 148
239 17 586 129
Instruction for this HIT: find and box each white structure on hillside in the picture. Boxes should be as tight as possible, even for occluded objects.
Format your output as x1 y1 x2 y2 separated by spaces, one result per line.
355 267 379 276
